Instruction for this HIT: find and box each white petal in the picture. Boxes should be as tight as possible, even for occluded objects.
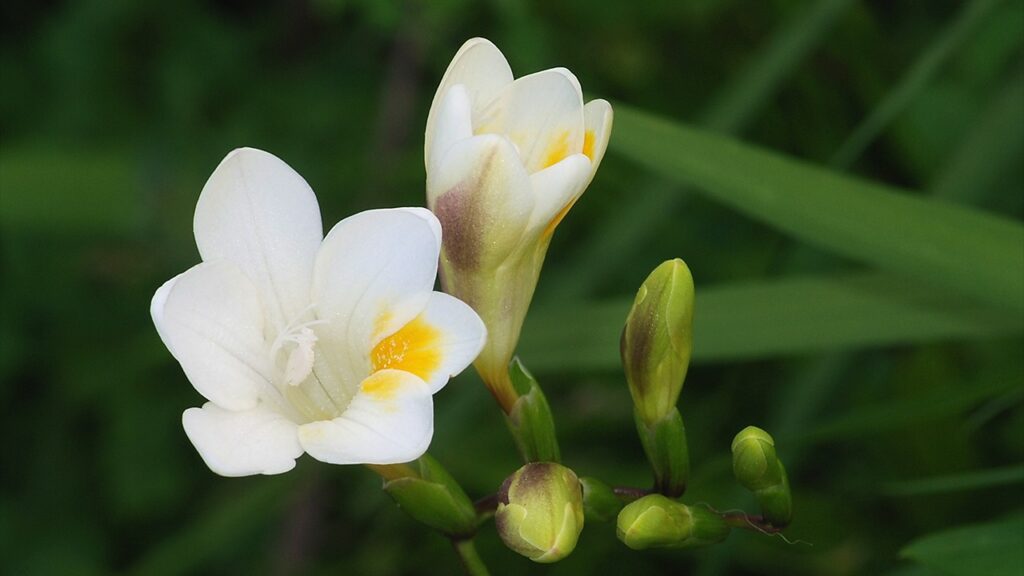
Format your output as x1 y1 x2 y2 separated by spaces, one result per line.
151 274 180 359
427 134 534 271
394 206 443 248
425 38 513 163
311 209 440 396
194 147 323 332
426 84 474 175
475 68 585 174
371 291 486 393
298 370 433 465
153 261 282 411
183 402 302 477
583 99 614 179
527 153 592 236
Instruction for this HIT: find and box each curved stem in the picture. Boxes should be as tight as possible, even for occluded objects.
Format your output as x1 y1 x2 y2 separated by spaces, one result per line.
452 538 491 576
720 512 783 534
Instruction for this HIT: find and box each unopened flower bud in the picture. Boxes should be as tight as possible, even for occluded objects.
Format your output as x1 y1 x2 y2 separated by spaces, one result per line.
616 494 729 550
731 426 781 491
731 426 792 528
495 462 585 563
621 259 694 425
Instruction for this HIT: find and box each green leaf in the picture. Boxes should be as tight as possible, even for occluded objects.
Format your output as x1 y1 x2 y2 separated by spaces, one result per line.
931 74 1024 204
901 515 1024 576
807 378 1018 443
829 0 1004 168
522 272 1022 371
883 464 1024 496
610 105 1024 314
701 0 856 132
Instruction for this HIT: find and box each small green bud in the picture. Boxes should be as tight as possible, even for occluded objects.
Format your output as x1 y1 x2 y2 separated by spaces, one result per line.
579 476 623 522
621 259 695 425
495 462 584 563
616 494 730 550
506 357 560 463
381 455 478 538
731 426 781 491
731 426 792 528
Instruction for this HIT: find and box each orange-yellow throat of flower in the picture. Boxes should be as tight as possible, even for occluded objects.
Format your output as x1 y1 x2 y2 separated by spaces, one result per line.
371 317 442 381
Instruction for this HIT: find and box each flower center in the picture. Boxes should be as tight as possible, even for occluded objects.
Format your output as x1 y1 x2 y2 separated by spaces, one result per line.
269 305 344 422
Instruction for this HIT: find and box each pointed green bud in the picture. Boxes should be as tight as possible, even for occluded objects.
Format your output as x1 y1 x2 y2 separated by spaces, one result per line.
495 462 584 563
381 454 479 538
621 259 694 425
505 357 560 463
731 426 792 528
616 494 730 550
579 476 623 522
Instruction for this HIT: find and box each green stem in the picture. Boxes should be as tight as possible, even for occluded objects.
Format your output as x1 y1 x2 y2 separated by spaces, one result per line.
452 538 491 576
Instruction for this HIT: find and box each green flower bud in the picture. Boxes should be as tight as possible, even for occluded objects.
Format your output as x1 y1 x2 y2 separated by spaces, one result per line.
616 494 730 550
621 259 695 425
495 463 585 563
505 358 560 463
731 426 781 491
731 426 793 528
579 476 623 522
380 455 478 538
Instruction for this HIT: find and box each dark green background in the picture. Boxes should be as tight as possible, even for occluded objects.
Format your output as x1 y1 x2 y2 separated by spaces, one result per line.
2 0 1023 574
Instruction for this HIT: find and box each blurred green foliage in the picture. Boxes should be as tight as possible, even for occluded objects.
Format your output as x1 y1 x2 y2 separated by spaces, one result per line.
2 0 1022 575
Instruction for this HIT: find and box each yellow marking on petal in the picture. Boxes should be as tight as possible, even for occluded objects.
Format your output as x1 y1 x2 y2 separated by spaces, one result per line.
371 316 442 381
361 371 403 401
582 129 596 160
541 130 571 169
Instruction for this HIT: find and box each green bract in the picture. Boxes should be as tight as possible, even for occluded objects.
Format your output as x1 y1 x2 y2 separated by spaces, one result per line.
616 494 730 550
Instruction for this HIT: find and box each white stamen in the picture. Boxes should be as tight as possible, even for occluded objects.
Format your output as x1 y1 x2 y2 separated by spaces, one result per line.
270 303 329 387
283 327 317 387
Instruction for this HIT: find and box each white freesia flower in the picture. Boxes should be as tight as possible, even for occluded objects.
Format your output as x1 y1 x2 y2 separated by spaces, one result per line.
152 148 486 476
424 38 612 406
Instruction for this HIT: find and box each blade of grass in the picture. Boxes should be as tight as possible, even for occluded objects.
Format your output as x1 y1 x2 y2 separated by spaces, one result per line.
545 0 854 300
883 464 1024 496
701 0 856 131
521 272 1022 372
806 378 1018 443
930 73 1024 204
829 0 1005 168
901 514 1024 576
611 105 1024 314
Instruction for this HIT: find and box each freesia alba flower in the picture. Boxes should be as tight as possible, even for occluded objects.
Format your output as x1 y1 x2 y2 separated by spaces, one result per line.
152 148 486 476
424 38 612 407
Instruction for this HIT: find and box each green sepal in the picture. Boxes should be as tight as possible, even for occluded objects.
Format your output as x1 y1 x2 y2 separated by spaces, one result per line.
616 494 730 550
505 357 561 463
756 464 792 528
635 407 689 497
381 454 479 539
579 476 623 522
